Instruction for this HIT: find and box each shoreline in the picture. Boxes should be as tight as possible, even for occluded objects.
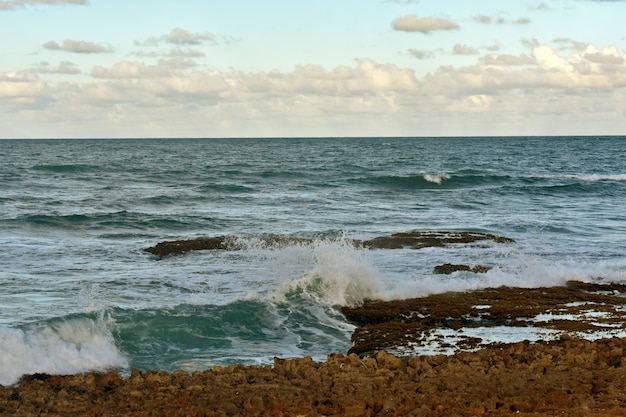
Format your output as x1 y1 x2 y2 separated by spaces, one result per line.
4 281 626 415
3 336 626 416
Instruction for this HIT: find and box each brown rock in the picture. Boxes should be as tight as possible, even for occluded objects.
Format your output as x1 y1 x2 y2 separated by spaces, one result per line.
144 231 514 258
433 263 492 274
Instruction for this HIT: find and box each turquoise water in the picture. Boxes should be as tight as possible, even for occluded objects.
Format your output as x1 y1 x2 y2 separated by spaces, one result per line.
1 136 625 385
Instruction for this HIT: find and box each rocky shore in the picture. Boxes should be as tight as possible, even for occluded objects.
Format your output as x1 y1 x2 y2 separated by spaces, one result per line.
4 281 626 416
4 233 625 416
3 336 626 416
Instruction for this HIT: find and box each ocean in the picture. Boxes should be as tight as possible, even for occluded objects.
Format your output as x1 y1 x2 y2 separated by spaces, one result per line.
1 136 625 386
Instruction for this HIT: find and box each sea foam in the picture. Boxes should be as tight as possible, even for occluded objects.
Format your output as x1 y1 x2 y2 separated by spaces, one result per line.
0 315 128 386
269 237 384 307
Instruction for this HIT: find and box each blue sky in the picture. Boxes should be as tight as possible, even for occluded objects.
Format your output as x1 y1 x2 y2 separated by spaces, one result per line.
1 0 625 138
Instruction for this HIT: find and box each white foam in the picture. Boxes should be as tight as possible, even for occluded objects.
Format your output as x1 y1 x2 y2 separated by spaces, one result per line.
423 173 451 184
0 315 128 386
531 173 626 182
269 237 384 307
382 250 626 300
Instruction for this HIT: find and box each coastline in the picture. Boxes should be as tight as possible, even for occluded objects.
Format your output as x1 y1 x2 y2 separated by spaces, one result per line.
4 281 626 416
3 336 626 416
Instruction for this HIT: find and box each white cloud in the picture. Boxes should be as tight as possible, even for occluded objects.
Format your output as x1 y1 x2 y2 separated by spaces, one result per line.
408 49 435 60
0 71 50 113
137 28 221 48
164 28 214 45
453 44 479 55
473 14 530 25
43 39 111 53
4 40 626 138
533 44 576 72
33 60 81 74
392 15 459 33
480 54 534 66
473 14 493 24
26 0 86 4
583 45 624 64
0 0 86 10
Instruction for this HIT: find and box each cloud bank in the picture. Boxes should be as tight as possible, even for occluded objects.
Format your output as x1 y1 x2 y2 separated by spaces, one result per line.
2 38 625 138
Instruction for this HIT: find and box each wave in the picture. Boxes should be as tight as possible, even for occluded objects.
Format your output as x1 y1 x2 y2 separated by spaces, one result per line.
530 174 626 182
30 164 101 173
363 173 512 189
0 313 128 386
113 295 353 372
9 211 216 232
267 237 385 307
363 172 626 191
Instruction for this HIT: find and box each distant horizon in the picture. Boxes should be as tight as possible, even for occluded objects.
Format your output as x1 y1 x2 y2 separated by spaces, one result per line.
3 135 625 141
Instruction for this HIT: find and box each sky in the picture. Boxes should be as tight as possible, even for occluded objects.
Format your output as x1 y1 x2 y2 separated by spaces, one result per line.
1 0 626 138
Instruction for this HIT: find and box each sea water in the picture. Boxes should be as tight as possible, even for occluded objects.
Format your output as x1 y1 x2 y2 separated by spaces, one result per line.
1 136 625 385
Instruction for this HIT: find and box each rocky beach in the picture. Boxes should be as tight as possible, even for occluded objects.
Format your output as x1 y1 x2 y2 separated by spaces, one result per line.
4 279 626 416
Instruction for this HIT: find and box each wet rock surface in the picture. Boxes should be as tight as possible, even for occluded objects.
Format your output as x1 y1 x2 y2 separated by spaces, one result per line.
4 337 626 416
4 282 626 415
144 231 514 258
342 281 626 357
432 263 492 274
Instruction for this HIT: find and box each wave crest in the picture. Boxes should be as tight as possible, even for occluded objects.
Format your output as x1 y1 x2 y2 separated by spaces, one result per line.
0 314 128 386
273 237 384 307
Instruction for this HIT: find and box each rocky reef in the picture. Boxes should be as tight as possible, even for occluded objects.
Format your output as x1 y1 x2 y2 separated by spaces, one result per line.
4 282 626 416
144 230 514 258
342 281 626 357
6 232 626 415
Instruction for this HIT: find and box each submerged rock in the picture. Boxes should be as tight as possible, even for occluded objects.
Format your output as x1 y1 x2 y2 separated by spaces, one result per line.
433 263 493 274
144 231 514 258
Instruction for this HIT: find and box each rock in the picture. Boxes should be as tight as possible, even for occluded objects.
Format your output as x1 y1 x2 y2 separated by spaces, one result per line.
342 281 626 357
6 336 626 415
433 263 492 274
144 231 514 258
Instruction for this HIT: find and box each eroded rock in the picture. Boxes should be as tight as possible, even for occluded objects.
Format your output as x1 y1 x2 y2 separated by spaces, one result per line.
342 281 626 357
144 231 514 258
5 337 626 416
433 263 492 274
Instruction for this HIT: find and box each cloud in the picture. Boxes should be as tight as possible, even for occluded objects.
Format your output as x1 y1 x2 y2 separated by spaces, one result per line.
531 2 551 11
408 48 435 59
89 59 419 98
473 14 530 24
453 44 479 55
43 39 111 53
164 28 214 45
480 54 534 66
0 71 50 112
392 15 459 33
4 40 626 138
32 60 81 74
582 45 624 64
137 27 220 48
0 0 86 10
168 48 205 58
473 14 493 24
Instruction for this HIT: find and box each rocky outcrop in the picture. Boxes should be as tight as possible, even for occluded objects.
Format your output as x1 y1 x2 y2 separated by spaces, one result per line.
433 263 492 274
342 281 626 357
144 231 514 258
4 337 626 416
